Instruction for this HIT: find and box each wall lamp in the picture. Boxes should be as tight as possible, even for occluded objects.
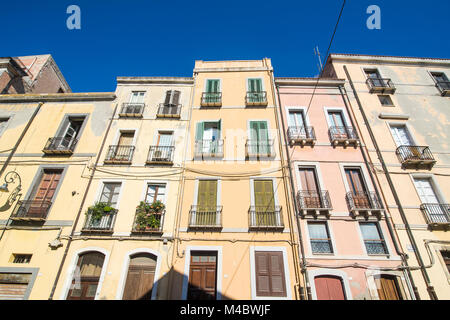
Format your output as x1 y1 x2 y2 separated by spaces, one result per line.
0 171 22 202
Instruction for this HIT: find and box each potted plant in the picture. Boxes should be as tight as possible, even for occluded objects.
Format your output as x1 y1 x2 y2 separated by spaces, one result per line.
85 202 114 221
134 201 165 231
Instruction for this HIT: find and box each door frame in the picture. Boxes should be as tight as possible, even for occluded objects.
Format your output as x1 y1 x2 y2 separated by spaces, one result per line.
181 246 223 300
308 268 353 300
115 248 162 300
365 270 409 300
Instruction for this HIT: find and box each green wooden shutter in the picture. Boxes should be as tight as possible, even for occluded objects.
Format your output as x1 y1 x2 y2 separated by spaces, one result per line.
206 80 219 93
248 79 262 92
197 180 218 225
254 180 275 226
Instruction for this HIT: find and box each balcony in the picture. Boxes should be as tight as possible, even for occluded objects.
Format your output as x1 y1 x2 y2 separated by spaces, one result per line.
201 92 222 107
248 206 284 231
194 139 224 159
10 200 52 221
396 145 436 169
245 139 275 159
287 126 316 146
104 145 135 164
420 203 450 229
346 191 383 219
156 103 181 118
118 103 145 118
245 91 267 106
42 137 78 155
146 146 174 165
328 126 359 147
132 210 165 234
297 190 332 217
366 78 396 94
436 81 450 97
188 205 223 230
81 208 117 233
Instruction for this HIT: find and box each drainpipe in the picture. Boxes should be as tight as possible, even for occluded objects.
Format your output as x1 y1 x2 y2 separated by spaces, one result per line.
338 84 419 300
273 82 311 300
48 102 118 300
342 65 437 300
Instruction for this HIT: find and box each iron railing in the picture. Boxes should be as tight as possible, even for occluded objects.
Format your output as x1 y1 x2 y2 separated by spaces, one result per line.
363 239 388 255
10 200 52 220
396 145 436 164
43 137 78 154
156 103 182 117
188 205 223 229
297 190 332 210
147 146 174 164
245 139 275 158
287 126 316 143
201 92 222 106
119 103 145 117
436 81 450 96
248 206 284 230
82 208 118 232
310 239 333 254
366 78 396 93
346 191 383 211
420 203 450 225
194 139 224 158
245 91 267 105
329 126 359 142
132 210 165 233
105 145 135 163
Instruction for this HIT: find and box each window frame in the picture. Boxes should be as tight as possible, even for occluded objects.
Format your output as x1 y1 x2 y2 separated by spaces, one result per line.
358 222 389 256
307 221 335 255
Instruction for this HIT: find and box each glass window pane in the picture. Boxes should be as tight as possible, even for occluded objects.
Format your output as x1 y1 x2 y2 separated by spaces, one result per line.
308 223 328 239
86 284 98 297
360 223 381 240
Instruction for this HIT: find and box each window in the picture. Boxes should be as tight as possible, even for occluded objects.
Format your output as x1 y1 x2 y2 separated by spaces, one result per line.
288 110 306 128
53 116 85 150
11 254 32 264
130 91 145 104
413 178 448 224
360 222 388 255
159 90 181 115
0 118 9 137
195 121 222 155
254 251 287 297
365 69 383 86
67 252 105 300
106 131 135 162
308 222 333 254
441 251 450 274
390 125 413 147
196 180 218 211
431 72 449 84
248 78 263 93
145 184 166 204
0 273 32 300
248 121 271 155
99 182 121 208
345 168 371 209
206 80 220 93
378 95 394 107
413 178 440 204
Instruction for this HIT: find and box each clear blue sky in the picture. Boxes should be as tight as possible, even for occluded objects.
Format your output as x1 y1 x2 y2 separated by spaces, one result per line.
1 0 449 92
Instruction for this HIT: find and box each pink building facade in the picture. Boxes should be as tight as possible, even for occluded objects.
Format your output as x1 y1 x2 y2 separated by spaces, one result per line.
275 77 415 300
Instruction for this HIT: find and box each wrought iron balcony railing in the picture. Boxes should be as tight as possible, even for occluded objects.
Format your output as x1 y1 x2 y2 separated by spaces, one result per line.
10 200 52 221
201 92 222 106
248 206 284 230
364 239 388 255
420 203 450 226
43 137 78 154
156 103 182 118
245 139 275 159
366 78 396 94
188 205 223 229
146 146 174 164
82 208 118 233
436 81 450 96
194 139 224 158
297 190 332 215
104 145 135 164
328 126 359 145
396 145 436 168
346 191 383 217
310 238 334 254
132 210 165 234
118 103 145 117
287 126 316 145
245 91 268 106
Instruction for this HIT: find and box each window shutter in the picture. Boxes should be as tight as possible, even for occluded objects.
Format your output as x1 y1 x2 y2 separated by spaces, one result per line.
195 122 204 141
254 252 286 297
255 252 270 296
164 91 171 105
197 180 217 211
171 90 180 105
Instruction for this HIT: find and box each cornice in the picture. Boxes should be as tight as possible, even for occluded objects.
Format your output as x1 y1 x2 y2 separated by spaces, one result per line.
0 92 116 102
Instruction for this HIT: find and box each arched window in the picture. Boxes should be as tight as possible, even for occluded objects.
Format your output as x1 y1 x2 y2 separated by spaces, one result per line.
67 251 105 300
314 275 346 300
122 253 157 300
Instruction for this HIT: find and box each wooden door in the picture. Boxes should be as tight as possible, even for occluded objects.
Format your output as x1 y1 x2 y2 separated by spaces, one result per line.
345 168 369 208
122 253 157 300
314 276 346 300
298 168 320 208
254 251 287 297
375 275 402 300
187 252 217 300
29 170 62 217
67 252 105 300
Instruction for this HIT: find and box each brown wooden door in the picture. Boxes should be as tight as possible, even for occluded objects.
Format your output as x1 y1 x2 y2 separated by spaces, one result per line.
29 170 62 217
67 252 105 300
254 251 287 297
314 276 346 300
122 253 157 300
345 168 369 208
375 275 402 300
187 252 217 300
299 168 320 208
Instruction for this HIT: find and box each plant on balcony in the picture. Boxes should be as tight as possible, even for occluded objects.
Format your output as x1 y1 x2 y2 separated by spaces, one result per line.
85 202 114 221
134 200 165 231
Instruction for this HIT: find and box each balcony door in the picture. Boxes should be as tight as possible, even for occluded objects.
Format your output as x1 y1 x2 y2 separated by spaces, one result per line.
196 121 221 154
374 275 403 300
390 125 413 147
29 169 62 217
345 168 370 208
328 111 347 138
288 111 308 138
188 251 217 300
414 178 440 204
88 182 120 230
130 91 145 104
194 180 218 226
113 131 134 161
56 117 84 150
162 90 180 115
249 121 269 155
365 69 384 87
156 132 173 160
122 253 157 300
298 168 321 208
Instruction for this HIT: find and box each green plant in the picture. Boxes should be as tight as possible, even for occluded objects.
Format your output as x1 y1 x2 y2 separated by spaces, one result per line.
134 201 165 230
86 202 114 221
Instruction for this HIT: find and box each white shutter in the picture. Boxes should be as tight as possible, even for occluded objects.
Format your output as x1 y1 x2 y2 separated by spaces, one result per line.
413 178 439 203
390 126 412 147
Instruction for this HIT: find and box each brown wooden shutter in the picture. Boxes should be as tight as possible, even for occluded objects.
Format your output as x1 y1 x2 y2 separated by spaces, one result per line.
122 254 157 300
345 168 369 208
375 275 402 300
314 276 346 300
299 168 320 207
254 251 286 297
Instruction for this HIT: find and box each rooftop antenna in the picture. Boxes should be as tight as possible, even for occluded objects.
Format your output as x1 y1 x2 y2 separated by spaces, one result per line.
314 46 323 76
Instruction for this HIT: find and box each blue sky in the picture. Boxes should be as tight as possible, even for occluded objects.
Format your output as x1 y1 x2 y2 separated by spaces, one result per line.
1 0 449 92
